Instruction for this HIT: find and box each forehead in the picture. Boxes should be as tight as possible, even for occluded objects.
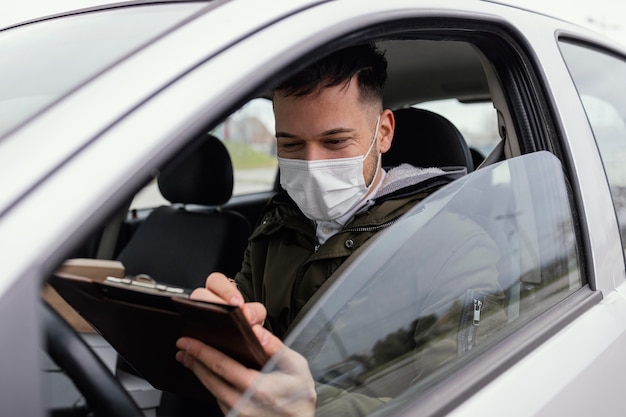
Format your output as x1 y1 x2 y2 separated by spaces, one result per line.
273 81 373 128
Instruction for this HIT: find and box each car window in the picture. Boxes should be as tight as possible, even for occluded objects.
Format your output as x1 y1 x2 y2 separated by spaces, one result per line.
235 151 583 415
0 3 205 139
559 41 626 256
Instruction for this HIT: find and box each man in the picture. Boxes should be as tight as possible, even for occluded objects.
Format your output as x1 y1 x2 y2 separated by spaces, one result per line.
175 43 503 415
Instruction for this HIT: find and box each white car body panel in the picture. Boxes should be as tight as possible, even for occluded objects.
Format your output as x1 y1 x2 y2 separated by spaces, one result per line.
449 282 626 416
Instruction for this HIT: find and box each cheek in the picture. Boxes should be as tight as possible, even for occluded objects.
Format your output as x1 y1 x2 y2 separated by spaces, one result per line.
363 148 380 186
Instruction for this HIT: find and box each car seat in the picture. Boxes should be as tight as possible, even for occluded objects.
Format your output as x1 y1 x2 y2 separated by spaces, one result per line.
116 134 251 289
383 107 474 171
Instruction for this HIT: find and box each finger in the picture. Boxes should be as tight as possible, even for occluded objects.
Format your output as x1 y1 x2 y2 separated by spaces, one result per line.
205 272 244 306
177 337 257 393
253 326 312 379
189 287 229 305
253 325 281 356
241 302 267 326
175 348 242 411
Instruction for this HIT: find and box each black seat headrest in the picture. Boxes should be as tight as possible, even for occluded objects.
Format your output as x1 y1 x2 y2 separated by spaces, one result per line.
158 134 234 206
383 108 473 172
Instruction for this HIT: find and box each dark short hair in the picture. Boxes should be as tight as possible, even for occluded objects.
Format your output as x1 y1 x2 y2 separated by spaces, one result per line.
273 43 387 105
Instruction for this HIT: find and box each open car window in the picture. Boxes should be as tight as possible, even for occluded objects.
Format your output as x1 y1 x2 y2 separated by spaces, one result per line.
233 151 583 415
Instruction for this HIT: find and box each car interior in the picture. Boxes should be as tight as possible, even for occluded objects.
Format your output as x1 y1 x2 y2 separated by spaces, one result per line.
43 32 583 416
116 134 251 287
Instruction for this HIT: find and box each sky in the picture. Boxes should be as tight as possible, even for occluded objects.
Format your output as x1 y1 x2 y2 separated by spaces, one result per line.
3 0 626 47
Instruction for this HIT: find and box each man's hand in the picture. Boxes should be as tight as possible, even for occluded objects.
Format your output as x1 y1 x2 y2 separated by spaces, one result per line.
176 325 316 417
191 272 266 327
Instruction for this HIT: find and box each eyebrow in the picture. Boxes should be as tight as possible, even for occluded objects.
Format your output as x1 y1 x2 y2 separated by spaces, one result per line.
275 127 356 139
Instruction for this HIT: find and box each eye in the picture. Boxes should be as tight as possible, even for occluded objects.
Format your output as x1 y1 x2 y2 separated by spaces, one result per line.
324 138 350 149
325 139 343 145
277 141 303 152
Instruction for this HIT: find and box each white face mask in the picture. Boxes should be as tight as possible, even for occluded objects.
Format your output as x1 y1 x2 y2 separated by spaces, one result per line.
278 116 381 221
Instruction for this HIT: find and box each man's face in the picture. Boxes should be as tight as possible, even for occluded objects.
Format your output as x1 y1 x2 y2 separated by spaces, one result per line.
273 76 394 188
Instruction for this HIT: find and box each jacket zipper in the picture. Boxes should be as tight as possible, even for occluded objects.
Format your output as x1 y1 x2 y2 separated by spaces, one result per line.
458 289 484 355
466 298 483 352
342 218 399 233
473 299 483 325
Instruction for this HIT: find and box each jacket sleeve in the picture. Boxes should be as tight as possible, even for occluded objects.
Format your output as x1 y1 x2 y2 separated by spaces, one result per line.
232 201 275 304
233 243 254 302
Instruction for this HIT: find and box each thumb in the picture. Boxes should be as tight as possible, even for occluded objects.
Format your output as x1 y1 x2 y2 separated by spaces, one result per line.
252 325 310 377
252 324 283 357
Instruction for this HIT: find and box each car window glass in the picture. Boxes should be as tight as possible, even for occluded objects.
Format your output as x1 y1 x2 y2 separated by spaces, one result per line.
0 3 205 139
559 41 626 256
415 99 501 158
235 151 583 415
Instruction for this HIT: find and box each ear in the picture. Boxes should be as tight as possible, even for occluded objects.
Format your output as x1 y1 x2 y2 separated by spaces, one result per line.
378 109 395 154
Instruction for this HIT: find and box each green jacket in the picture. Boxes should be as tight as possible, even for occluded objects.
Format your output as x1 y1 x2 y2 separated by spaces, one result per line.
234 164 466 339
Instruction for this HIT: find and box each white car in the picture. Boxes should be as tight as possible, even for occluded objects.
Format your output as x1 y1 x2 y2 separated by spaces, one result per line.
2 0 626 416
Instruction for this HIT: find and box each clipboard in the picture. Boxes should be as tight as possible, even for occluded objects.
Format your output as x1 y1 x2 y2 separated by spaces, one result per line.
48 261 269 403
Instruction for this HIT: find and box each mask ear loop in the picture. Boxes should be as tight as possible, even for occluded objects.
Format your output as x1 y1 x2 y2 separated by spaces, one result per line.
364 114 382 189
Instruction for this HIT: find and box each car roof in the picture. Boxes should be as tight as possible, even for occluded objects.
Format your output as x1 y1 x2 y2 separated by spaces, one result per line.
0 0 329 31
